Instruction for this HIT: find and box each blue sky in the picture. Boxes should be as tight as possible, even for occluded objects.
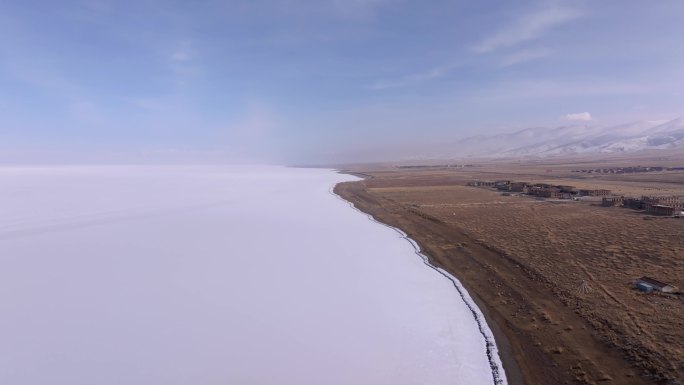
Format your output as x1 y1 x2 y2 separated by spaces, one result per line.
1 0 683 163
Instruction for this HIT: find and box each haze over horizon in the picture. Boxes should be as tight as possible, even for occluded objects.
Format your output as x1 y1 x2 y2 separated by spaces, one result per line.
2 0 683 164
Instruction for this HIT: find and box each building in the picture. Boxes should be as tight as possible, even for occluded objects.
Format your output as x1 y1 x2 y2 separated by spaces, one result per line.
642 195 681 209
508 182 529 193
579 189 612 197
642 195 680 205
635 277 676 293
642 196 683 215
492 180 511 191
648 204 678 216
467 181 495 187
602 196 624 207
537 188 562 198
636 282 653 293
557 185 577 194
624 197 645 210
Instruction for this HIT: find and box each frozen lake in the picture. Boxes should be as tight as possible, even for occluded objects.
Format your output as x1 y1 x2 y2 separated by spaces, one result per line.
0 166 504 385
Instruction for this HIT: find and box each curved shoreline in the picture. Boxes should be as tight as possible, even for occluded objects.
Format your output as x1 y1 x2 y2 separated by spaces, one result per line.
330 183 507 385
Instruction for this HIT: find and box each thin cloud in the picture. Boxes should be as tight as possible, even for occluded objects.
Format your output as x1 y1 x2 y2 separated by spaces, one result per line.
168 40 200 85
69 101 107 127
473 79 649 102
81 0 112 13
474 6 581 53
331 0 397 20
170 40 193 62
171 50 191 62
499 48 551 67
562 112 592 121
370 65 456 90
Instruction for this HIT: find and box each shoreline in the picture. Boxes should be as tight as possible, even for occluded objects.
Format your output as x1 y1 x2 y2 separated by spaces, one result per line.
330 183 508 385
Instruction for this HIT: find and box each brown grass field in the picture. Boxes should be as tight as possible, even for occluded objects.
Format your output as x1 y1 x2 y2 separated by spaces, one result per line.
335 154 684 385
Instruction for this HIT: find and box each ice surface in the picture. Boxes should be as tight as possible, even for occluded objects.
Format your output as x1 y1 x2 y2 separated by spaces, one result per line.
0 165 505 385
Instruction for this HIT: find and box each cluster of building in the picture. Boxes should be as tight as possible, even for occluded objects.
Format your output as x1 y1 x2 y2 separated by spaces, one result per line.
602 195 684 216
466 180 611 199
467 179 684 216
571 166 670 174
467 180 681 294
396 164 474 169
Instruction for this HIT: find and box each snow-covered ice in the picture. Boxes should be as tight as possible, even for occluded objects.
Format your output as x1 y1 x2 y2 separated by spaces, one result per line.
0 165 505 385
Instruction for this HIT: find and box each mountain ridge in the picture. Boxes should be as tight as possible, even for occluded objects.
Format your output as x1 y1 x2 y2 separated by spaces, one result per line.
417 118 684 160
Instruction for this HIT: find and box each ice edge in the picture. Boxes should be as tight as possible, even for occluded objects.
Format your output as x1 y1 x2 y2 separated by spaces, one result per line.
330 183 508 385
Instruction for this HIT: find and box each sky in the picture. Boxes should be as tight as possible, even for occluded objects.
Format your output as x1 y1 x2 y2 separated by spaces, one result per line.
1 0 683 164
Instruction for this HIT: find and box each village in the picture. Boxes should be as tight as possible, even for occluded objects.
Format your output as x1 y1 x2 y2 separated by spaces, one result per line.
466 179 682 297
467 179 684 216
570 165 684 174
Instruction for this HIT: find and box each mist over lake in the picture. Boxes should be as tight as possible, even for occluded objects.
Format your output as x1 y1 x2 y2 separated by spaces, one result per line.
0 166 502 385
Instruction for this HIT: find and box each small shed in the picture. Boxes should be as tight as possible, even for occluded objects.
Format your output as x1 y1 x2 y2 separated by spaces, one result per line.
636 282 653 293
635 277 676 293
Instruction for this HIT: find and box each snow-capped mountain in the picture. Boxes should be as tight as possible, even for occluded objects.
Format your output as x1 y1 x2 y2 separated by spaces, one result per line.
423 118 684 159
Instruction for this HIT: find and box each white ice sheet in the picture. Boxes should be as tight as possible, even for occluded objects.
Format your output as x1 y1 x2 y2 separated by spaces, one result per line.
0 165 504 385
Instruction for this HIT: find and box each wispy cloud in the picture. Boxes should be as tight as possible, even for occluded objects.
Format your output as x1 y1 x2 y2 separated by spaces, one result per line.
562 112 592 121
69 101 108 126
167 40 200 85
471 79 650 103
474 6 581 53
370 65 455 90
126 96 167 112
81 0 112 13
171 50 191 62
499 48 551 67
330 0 397 20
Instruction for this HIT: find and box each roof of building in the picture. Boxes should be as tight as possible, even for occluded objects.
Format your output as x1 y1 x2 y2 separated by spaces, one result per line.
637 276 672 288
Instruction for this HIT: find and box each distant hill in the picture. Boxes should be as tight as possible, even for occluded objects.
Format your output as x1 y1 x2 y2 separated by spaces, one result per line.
416 118 684 159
